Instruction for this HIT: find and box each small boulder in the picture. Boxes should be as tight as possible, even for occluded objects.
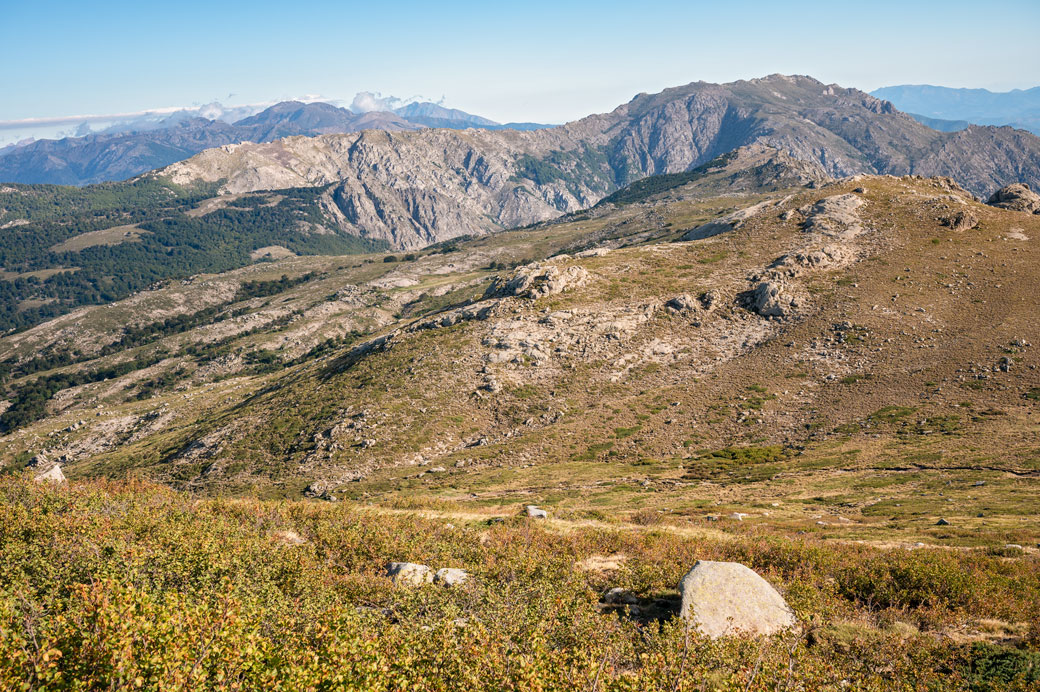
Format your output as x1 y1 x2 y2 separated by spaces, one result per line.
940 210 978 231
603 587 638 605
986 183 1040 214
526 505 548 519
433 568 470 587
698 290 720 311
936 518 950 526
33 463 66 484
666 294 699 313
678 561 797 638
749 281 797 318
272 530 306 546
304 480 332 498
386 562 434 587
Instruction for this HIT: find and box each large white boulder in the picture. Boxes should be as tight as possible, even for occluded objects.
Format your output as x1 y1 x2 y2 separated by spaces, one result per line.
678 560 797 638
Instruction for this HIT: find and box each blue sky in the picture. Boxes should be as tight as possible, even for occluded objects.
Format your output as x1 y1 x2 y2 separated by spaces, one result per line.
2 0 1039 142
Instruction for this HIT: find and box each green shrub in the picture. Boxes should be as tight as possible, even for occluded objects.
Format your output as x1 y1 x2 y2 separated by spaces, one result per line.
966 643 1040 691
839 551 974 611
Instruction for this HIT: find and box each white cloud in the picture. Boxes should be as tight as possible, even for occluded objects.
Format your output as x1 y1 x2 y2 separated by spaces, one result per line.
0 92 441 145
350 91 443 113
0 106 188 130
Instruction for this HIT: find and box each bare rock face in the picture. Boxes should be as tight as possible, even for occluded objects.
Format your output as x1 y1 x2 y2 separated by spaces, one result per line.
801 193 867 238
986 183 1040 214
485 264 589 300
386 562 434 587
679 560 797 638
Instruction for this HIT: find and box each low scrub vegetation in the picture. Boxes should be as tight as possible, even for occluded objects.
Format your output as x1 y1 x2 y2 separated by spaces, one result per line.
2 477 1037 690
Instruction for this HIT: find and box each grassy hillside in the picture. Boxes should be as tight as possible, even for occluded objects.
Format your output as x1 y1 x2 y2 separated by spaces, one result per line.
0 171 1037 550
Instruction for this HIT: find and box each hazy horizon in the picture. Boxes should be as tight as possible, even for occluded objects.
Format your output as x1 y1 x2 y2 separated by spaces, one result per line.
3 0 1039 145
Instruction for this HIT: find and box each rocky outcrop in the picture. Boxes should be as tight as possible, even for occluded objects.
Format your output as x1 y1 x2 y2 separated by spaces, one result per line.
485 264 589 300
679 561 797 638
665 294 700 313
770 244 856 277
986 183 1040 214
940 210 979 231
682 197 789 241
801 193 867 238
412 303 496 331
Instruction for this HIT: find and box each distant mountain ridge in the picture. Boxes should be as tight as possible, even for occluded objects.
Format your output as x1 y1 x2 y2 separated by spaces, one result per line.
392 102 550 131
872 84 1040 135
161 74 1040 249
0 101 554 186
904 113 972 133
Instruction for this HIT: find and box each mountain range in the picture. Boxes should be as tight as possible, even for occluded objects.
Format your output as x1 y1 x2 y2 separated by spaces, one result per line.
871 84 1040 135
162 74 1040 248
1 73 1040 335
0 101 553 186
